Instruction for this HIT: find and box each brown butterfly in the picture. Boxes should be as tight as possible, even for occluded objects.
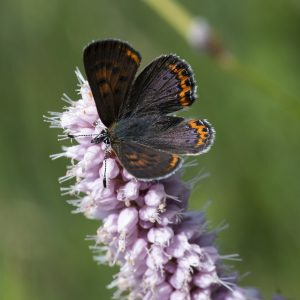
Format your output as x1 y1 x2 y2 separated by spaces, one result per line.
75 39 215 186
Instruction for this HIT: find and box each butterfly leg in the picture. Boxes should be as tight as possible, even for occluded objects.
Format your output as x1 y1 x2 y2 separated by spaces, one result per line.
102 143 111 188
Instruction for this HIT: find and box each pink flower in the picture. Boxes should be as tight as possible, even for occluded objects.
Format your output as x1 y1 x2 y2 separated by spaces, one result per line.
46 69 286 300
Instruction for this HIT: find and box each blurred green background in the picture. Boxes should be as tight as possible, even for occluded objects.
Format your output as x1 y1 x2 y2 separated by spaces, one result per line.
0 0 299 299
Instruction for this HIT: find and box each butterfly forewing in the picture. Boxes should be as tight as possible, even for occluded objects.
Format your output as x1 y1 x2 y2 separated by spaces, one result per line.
84 40 141 127
119 55 196 119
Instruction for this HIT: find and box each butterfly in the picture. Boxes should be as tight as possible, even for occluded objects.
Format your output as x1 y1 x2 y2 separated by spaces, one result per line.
79 39 215 187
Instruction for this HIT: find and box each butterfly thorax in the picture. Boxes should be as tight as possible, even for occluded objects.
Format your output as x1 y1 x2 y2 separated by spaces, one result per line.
91 129 111 145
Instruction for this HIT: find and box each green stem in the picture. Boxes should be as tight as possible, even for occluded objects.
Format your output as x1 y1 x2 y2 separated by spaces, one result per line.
144 0 300 117
144 0 192 37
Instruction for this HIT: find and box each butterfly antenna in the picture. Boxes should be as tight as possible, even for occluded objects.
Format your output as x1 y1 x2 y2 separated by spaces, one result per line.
67 133 105 139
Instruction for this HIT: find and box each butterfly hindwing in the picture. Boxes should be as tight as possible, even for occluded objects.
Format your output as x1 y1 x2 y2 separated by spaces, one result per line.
111 140 182 180
114 115 215 155
144 118 215 155
84 39 141 127
119 55 196 119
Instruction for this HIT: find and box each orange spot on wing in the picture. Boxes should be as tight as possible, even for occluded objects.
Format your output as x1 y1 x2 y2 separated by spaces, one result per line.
169 64 193 107
96 69 111 79
137 160 146 167
179 99 190 106
128 153 138 160
188 120 209 146
126 49 141 64
129 155 148 167
98 83 111 94
166 155 180 171
188 120 198 129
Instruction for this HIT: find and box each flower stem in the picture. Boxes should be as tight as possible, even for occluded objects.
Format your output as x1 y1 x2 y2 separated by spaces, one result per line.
144 0 300 117
144 0 192 38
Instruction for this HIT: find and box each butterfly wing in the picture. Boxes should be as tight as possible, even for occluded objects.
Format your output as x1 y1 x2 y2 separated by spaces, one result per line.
119 55 196 119
111 140 182 180
114 115 215 156
140 118 215 155
83 39 141 127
